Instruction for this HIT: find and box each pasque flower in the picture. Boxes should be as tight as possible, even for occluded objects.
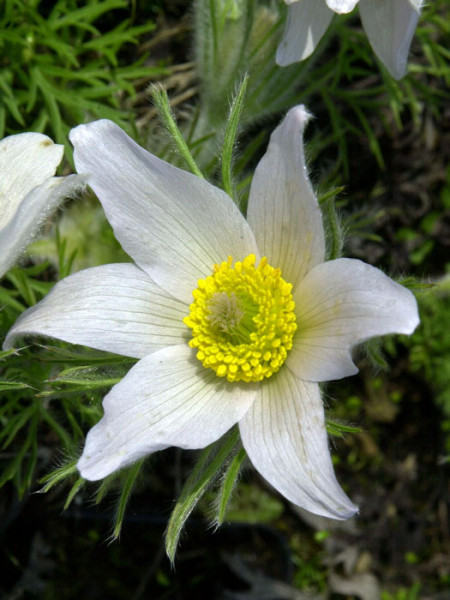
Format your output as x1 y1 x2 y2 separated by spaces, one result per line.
277 0 423 79
0 133 83 278
4 106 419 519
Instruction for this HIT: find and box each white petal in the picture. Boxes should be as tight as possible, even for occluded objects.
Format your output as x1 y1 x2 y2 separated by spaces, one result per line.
239 367 357 519
247 106 325 290
70 120 257 305
3 263 188 358
0 133 63 229
0 175 84 278
359 0 421 79
326 0 359 14
276 0 334 65
78 344 258 480
287 258 419 381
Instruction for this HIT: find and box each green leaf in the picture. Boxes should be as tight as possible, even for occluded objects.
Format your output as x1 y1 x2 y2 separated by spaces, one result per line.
20 425 38 497
221 74 248 199
365 338 390 372
47 365 123 390
215 446 246 526
50 0 127 31
0 423 35 490
0 348 23 361
0 404 36 448
221 482 284 524
63 477 86 510
165 427 239 562
38 406 73 450
151 84 204 179
324 196 344 261
5 268 52 307
111 459 145 540
0 380 31 392
40 460 79 492
326 419 362 438
0 77 25 126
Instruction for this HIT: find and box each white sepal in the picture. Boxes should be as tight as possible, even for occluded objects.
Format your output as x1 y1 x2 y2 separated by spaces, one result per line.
4 263 188 358
70 120 258 305
287 258 419 382
239 366 358 519
78 344 258 480
247 105 325 290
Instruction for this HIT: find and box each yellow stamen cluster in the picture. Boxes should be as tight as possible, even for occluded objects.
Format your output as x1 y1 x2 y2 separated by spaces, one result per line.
184 254 297 383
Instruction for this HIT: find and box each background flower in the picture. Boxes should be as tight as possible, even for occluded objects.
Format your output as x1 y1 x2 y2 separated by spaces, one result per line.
277 0 423 79
0 133 83 278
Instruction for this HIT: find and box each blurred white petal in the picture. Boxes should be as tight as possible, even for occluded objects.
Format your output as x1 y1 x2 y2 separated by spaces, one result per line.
278 0 421 77
0 175 83 278
0 133 83 277
0 133 63 229
359 0 421 79
276 0 334 65
326 0 360 14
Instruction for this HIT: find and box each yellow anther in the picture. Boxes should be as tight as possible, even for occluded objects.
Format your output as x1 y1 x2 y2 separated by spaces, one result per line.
184 255 297 383
217 365 227 377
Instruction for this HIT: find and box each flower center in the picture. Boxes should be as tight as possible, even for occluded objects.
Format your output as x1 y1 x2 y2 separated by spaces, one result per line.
183 254 297 383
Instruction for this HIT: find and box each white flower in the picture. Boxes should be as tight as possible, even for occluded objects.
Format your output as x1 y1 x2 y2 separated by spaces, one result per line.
4 106 419 520
277 0 423 79
0 133 84 278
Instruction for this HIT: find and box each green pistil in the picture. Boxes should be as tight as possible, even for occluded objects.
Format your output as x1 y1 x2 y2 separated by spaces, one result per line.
207 292 258 345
